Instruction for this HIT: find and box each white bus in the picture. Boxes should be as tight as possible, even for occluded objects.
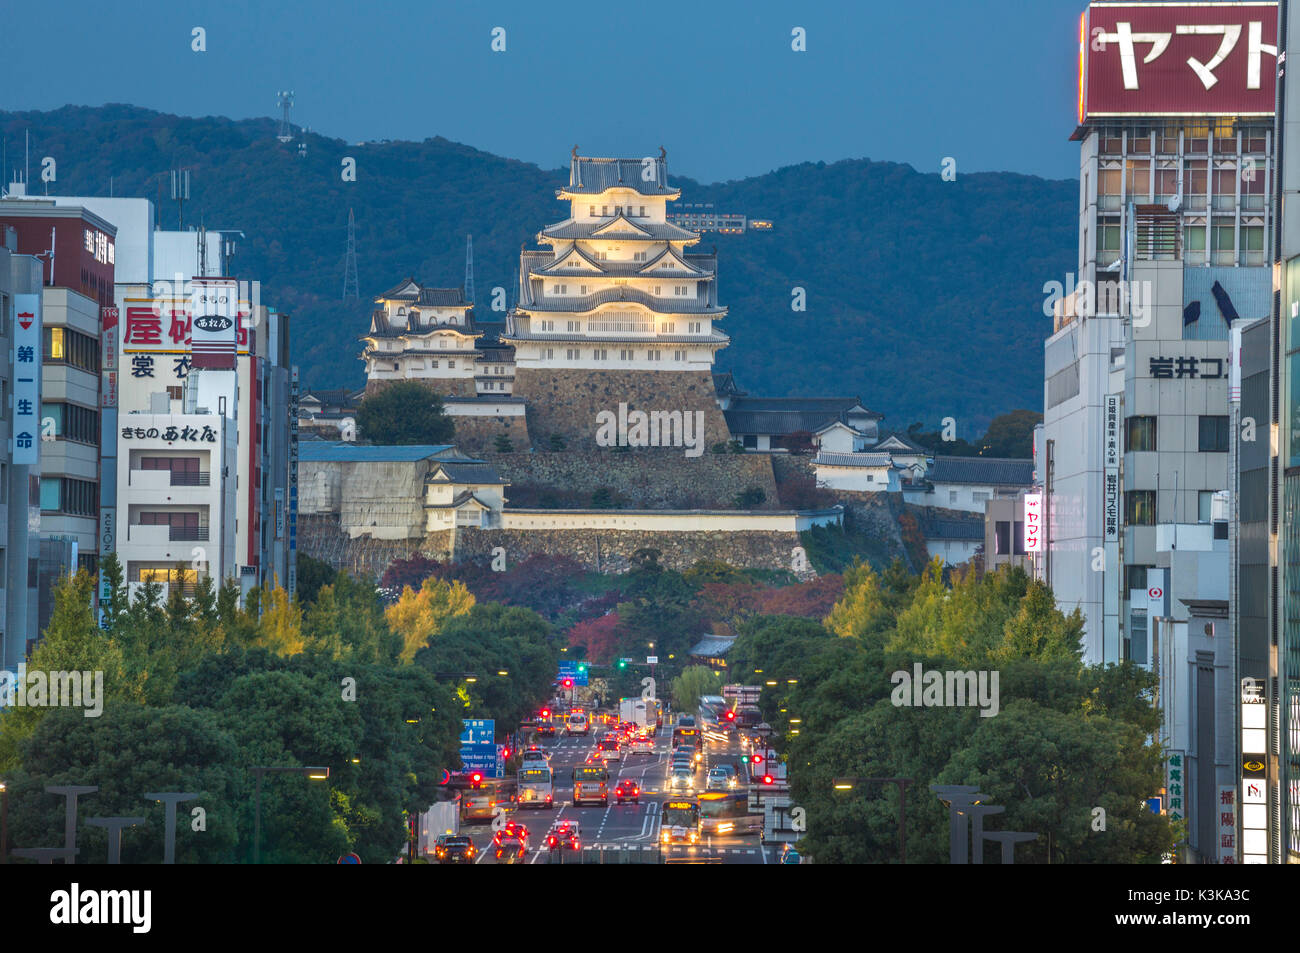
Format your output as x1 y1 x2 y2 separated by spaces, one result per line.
517 767 554 809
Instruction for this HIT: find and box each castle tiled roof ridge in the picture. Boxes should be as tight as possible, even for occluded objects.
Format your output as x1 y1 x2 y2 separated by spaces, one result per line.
540 219 699 243
813 451 894 468
498 329 729 347
561 153 681 197
927 455 1035 486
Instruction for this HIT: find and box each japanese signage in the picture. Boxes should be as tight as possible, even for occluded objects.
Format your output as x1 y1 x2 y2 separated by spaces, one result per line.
12 294 41 464
1217 785 1237 864
1165 749 1185 824
1103 394 1120 541
83 227 115 266
1241 681 1267 862
122 289 251 374
1080 3 1278 121
190 277 239 371
120 423 218 443
1146 355 1229 380
1103 395 1120 468
1023 493 1043 553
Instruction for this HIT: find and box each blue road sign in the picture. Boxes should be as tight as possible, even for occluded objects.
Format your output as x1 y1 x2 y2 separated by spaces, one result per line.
460 718 497 775
558 661 588 687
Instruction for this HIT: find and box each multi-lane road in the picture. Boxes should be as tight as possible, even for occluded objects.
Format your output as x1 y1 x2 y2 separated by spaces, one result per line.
460 719 780 865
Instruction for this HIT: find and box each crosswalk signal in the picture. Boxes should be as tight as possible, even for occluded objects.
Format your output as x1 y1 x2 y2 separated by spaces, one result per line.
617 659 628 670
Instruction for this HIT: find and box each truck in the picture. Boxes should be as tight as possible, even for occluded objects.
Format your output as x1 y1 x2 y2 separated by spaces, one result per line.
417 799 460 855
619 697 653 731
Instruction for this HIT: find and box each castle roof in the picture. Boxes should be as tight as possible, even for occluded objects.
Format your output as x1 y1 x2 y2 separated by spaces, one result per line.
927 456 1035 486
518 283 725 316
377 279 470 307
560 154 680 198
540 218 699 243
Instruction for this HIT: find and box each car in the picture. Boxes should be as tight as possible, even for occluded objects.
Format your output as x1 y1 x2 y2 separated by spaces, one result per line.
493 820 530 851
432 835 476 864
669 766 695 791
629 734 655 755
706 767 729 790
546 821 581 851
615 779 641 804
520 746 550 767
670 756 694 773
597 739 623 762
715 764 741 789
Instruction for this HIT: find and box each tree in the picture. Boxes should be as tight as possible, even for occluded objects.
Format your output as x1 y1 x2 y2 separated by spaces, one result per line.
384 576 476 662
567 613 621 664
494 434 514 453
548 433 566 452
379 553 444 593
671 665 722 710
356 381 454 445
305 573 403 663
295 554 338 605
252 584 304 656
733 486 766 509
979 409 1042 458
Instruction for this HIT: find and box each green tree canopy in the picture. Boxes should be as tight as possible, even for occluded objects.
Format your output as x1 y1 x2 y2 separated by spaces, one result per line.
356 381 454 445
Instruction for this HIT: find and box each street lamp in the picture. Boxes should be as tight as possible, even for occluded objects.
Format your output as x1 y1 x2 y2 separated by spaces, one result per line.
251 766 330 864
832 777 913 864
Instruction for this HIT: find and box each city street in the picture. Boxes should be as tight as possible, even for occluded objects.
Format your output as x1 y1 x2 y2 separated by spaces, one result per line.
460 720 776 865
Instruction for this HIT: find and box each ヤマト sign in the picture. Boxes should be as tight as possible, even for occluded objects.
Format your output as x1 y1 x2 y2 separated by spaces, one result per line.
1080 3 1278 122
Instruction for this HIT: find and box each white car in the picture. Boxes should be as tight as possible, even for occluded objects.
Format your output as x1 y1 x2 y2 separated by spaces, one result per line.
706 767 729 790
669 766 695 791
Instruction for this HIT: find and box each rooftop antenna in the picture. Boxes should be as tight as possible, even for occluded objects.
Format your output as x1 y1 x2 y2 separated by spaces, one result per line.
198 221 208 276
170 168 191 230
342 208 359 302
277 91 295 143
464 234 475 304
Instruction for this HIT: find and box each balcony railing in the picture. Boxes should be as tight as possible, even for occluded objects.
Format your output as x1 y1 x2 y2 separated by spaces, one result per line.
170 470 211 487
169 525 210 541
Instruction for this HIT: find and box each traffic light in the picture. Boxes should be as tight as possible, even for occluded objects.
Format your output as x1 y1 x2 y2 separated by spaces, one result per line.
740 754 749 764
562 679 573 689
751 753 763 765
469 772 483 787
762 775 774 785
724 710 735 722
541 709 550 718
577 663 588 674
617 659 627 670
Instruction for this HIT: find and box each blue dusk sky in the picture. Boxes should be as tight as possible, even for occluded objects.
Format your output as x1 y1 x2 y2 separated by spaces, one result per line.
1 0 1087 183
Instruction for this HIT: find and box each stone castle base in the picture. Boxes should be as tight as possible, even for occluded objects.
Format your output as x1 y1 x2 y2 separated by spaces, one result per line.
364 377 478 399
511 368 732 451
451 413 531 456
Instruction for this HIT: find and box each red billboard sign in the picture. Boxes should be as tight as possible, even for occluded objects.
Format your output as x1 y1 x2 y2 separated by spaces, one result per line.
1080 2 1277 122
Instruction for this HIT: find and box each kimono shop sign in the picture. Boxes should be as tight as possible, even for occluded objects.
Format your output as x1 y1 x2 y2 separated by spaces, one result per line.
121 423 219 443
121 294 253 358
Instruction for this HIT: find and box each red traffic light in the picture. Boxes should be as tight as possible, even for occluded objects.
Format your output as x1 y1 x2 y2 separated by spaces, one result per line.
469 772 483 786
562 679 573 689
724 711 735 721
762 775 774 785
751 754 763 764
541 709 550 717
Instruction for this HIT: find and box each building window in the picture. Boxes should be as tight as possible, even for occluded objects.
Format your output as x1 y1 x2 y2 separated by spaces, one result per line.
1125 159 1150 200
589 205 596 216
634 251 647 262
566 348 579 360
994 520 1011 555
972 491 991 504
1013 521 1026 556
673 350 685 362
619 349 633 361
447 360 455 368
639 206 646 217
647 350 661 361
42 402 99 445
1125 416 1157 452
653 286 661 296
1211 223 1235 265
688 321 702 334
544 349 554 360
43 326 100 372
1125 564 1151 592
1125 489 1156 525
593 349 607 361
1184 225 1207 265
166 386 182 401
1184 159 1208 209
1198 415 1229 452
949 490 959 504
1198 490 1215 523
1097 223 1121 265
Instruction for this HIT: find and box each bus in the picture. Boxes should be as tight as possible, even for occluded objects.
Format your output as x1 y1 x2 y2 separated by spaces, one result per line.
672 726 701 751
517 767 553 809
572 763 609 806
660 799 701 845
698 791 762 836
460 777 515 823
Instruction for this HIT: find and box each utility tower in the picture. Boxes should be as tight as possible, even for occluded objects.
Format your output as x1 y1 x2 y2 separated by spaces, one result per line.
277 91 295 143
342 208 359 302
464 234 475 304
